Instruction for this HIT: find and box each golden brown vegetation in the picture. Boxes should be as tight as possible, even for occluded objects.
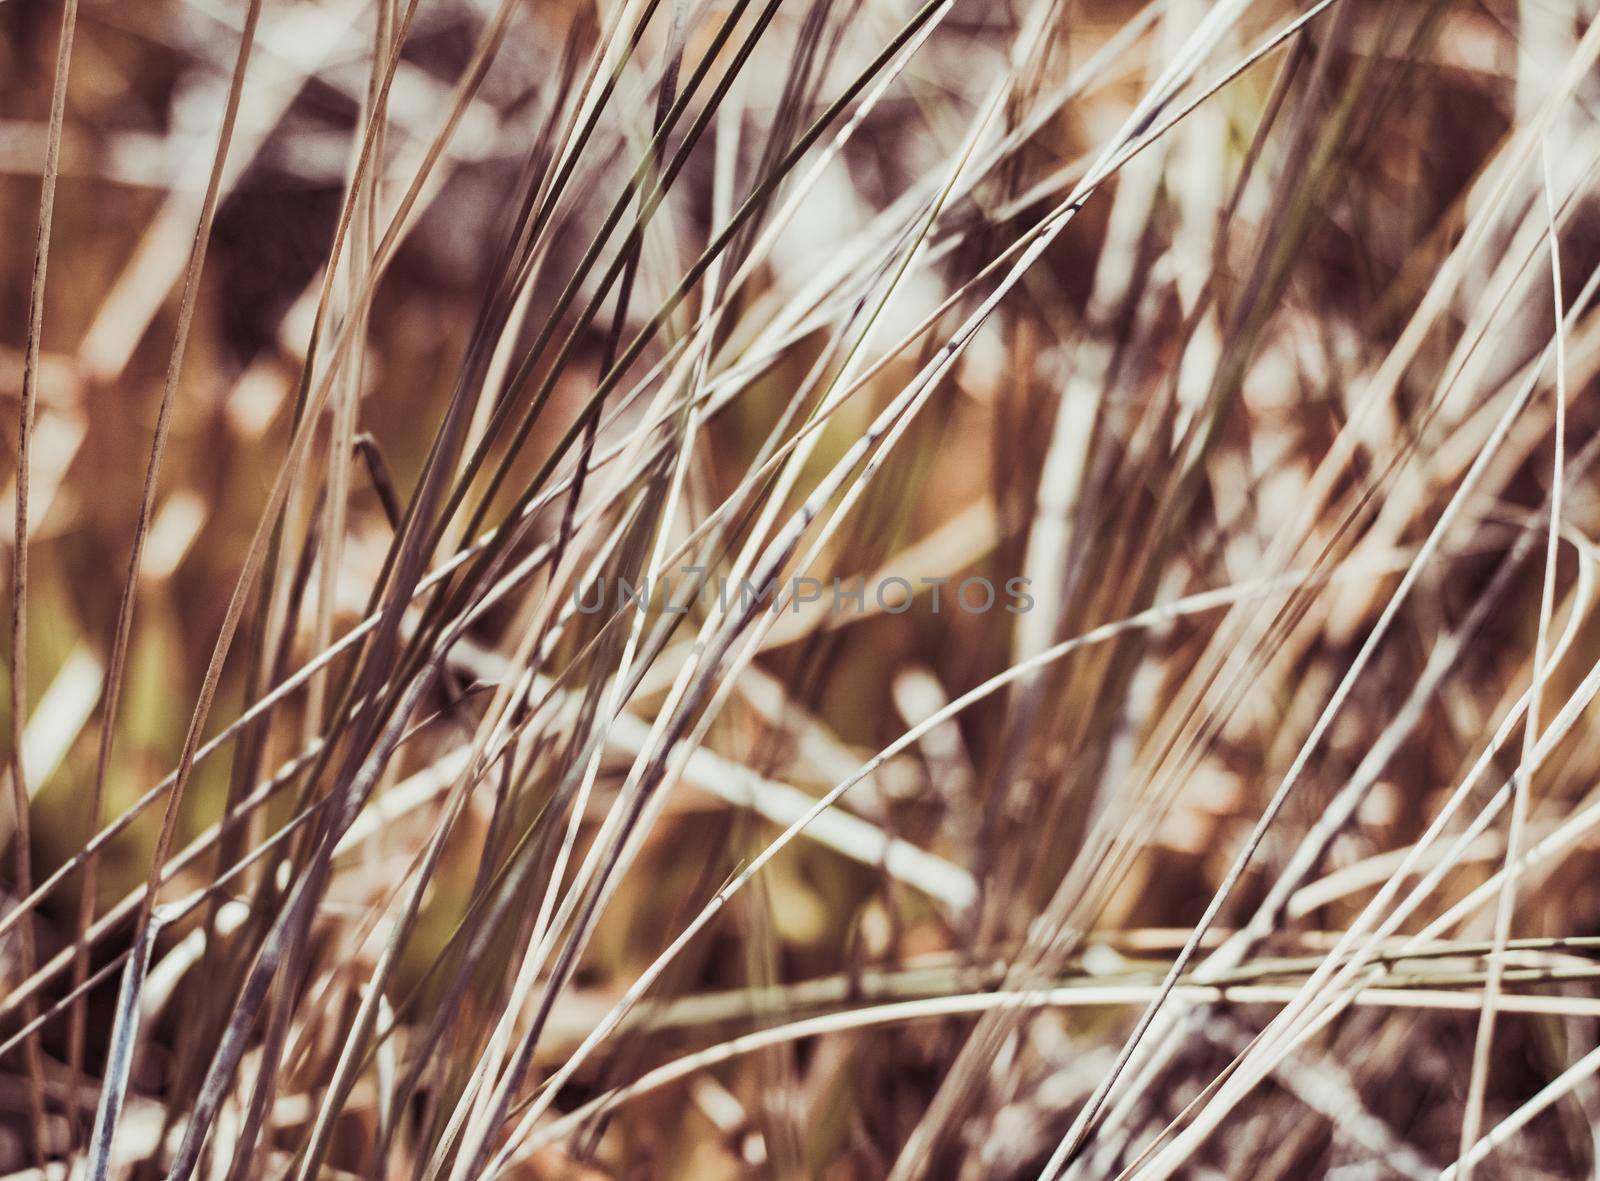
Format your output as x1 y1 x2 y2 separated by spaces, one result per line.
5 0 1600 1177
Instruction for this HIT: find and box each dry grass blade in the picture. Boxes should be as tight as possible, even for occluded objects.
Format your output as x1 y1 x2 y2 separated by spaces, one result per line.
7 0 79 1163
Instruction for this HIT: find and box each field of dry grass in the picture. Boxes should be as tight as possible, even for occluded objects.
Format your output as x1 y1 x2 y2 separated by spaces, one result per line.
6 0 1600 1176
